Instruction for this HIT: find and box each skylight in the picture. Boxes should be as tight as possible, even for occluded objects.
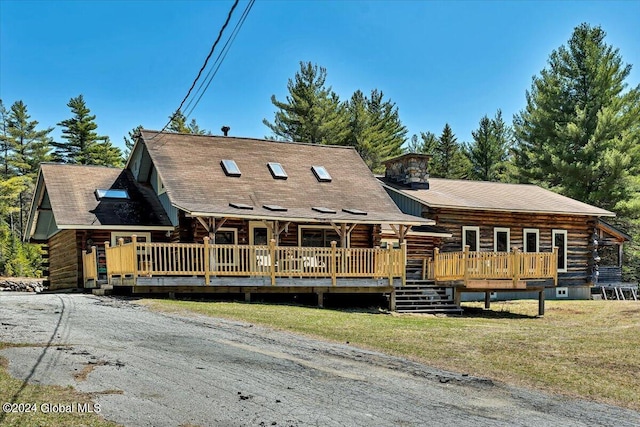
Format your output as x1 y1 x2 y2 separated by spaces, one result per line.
342 208 367 215
95 189 129 200
312 206 336 214
263 204 288 212
311 166 332 182
229 202 253 210
221 159 241 177
267 162 288 180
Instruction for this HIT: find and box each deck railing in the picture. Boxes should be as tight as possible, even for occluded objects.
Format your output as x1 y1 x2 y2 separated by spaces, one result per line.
103 236 405 286
81 246 98 286
433 246 558 286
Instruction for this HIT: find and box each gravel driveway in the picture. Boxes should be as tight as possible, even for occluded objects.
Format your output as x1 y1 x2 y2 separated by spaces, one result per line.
0 293 638 427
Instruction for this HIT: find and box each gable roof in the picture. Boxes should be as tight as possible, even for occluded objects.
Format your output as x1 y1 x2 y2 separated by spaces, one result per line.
381 177 615 217
27 163 173 241
136 130 430 225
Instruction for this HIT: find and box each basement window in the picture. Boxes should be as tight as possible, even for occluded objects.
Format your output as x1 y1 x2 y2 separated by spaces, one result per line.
311 166 332 182
221 159 241 177
267 162 288 179
95 189 129 200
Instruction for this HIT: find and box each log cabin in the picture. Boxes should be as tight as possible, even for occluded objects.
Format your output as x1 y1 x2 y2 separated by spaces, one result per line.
26 131 431 306
380 153 629 301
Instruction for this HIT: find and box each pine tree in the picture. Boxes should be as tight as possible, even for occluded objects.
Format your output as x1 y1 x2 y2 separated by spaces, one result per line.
431 124 471 179
123 125 143 157
513 23 640 212
263 61 349 145
345 90 407 171
467 110 511 181
52 95 123 167
405 132 438 154
167 111 209 135
0 100 11 178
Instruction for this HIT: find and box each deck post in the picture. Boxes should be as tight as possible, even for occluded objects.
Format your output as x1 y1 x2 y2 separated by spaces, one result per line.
387 244 394 286
463 245 470 286
316 291 324 308
118 238 125 279
389 290 396 311
330 241 337 286
104 242 110 284
553 246 559 286
538 288 545 316
433 248 439 282
484 291 491 309
131 235 138 282
82 249 88 287
203 237 210 285
513 247 521 288
401 241 407 286
269 239 277 286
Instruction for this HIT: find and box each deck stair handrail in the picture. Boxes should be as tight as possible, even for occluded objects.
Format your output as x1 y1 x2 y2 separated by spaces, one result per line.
82 246 98 286
433 246 558 286
102 236 406 286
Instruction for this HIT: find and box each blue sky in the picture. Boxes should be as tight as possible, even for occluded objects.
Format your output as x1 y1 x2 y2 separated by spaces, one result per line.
1 0 639 152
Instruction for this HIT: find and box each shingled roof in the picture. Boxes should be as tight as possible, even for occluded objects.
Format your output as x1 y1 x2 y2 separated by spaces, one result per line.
137 130 430 225
27 163 173 240
381 177 615 217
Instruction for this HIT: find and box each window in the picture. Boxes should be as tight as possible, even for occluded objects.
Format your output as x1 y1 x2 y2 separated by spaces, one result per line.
523 228 539 253
299 226 343 247
229 202 253 210
553 229 568 272
267 162 288 179
462 226 480 252
342 208 367 215
312 206 336 214
311 166 332 182
263 204 287 212
95 189 129 200
380 238 400 249
213 228 238 266
157 173 166 195
110 232 151 246
221 159 241 177
494 227 510 252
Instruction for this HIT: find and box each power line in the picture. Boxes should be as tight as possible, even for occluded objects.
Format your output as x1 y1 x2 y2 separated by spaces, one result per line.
184 0 255 119
153 0 240 136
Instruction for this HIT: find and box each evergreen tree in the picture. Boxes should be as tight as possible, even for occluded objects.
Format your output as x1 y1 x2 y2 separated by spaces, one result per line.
513 23 640 212
90 137 123 167
123 125 143 157
263 61 349 145
405 131 438 154
467 110 511 181
0 100 11 178
52 95 123 166
6 101 53 239
345 90 407 171
431 124 471 179
167 111 209 135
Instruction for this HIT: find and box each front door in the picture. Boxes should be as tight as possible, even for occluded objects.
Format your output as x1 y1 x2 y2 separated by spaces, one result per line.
249 222 272 272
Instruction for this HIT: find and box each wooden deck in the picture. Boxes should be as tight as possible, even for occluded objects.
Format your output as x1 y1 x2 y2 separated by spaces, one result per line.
83 236 406 290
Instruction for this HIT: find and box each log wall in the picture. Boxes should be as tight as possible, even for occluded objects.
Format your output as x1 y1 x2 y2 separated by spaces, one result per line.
48 230 80 290
426 207 597 287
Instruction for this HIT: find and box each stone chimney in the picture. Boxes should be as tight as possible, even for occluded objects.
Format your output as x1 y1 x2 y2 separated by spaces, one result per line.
383 153 431 189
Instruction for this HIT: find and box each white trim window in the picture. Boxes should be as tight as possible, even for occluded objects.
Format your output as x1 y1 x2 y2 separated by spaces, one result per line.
494 227 510 252
552 229 568 273
111 231 151 246
523 228 540 253
462 226 480 252
212 227 238 267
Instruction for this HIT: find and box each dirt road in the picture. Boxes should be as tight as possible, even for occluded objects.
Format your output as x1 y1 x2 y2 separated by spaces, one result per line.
1 293 638 427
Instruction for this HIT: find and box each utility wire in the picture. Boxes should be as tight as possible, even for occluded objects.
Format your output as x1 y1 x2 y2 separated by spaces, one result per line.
184 0 255 119
152 0 240 137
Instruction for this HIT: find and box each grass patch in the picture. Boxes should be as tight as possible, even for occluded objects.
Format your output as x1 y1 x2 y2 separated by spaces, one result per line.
0 344 120 427
140 298 640 410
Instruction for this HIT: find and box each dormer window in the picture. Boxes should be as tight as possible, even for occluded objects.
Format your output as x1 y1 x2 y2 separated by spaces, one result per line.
95 189 129 200
221 159 241 177
311 166 331 182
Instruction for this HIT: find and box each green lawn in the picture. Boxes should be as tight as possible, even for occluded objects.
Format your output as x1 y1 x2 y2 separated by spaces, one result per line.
140 298 640 411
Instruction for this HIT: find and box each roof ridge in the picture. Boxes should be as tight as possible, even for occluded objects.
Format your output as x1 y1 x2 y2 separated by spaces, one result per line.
40 162 123 170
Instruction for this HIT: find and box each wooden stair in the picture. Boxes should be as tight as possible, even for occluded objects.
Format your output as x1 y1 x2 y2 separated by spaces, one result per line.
395 280 462 314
